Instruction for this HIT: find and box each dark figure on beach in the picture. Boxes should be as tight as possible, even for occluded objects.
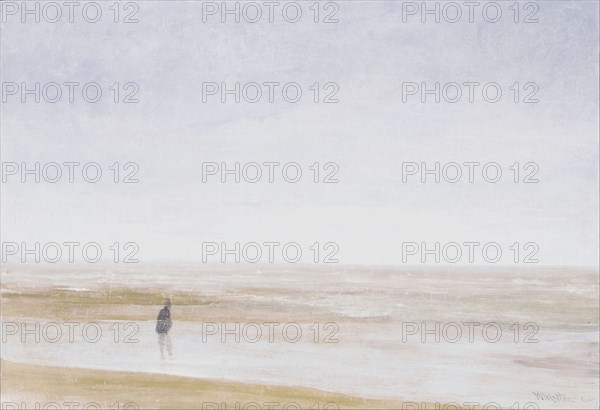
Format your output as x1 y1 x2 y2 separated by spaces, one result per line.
156 298 173 359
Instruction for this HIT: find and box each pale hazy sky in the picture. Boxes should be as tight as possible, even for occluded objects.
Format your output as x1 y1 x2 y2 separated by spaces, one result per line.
1 1 598 266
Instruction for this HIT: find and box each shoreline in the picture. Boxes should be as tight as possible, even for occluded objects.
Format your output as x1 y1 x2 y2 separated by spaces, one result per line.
1 268 598 409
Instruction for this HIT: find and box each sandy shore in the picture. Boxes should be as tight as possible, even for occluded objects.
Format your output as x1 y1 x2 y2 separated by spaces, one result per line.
0 360 413 409
1 266 598 409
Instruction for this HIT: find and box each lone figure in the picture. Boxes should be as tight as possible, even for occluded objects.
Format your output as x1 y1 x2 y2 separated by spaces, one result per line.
156 298 173 359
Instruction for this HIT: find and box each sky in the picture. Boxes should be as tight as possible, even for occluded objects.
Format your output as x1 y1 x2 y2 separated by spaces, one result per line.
1 1 598 266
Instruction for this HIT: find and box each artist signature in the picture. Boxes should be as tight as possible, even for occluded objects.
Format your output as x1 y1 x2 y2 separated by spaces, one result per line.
532 391 596 404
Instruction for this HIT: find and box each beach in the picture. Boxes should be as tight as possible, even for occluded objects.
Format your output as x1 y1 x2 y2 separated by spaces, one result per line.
1 265 598 409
